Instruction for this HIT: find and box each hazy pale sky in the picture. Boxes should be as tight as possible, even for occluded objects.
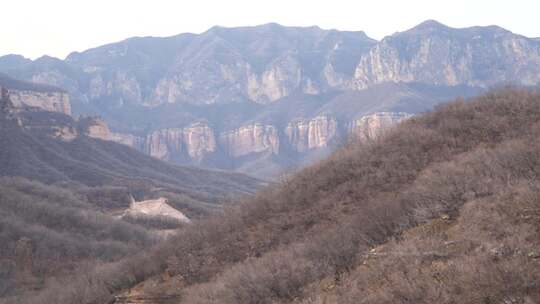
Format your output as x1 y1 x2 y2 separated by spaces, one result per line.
2 0 539 59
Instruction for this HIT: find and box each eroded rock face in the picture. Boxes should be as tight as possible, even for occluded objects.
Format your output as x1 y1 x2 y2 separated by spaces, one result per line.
8 89 71 115
220 124 279 157
323 63 350 89
31 71 80 95
109 133 145 151
145 122 217 162
183 123 217 161
285 116 338 153
88 72 143 106
79 116 145 149
82 117 111 140
153 43 251 105
348 112 412 141
94 111 410 178
353 20 540 89
246 53 304 103
153 52 311 106
146 128 183 160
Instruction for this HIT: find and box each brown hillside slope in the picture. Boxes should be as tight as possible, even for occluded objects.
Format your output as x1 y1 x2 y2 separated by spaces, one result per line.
21 88 540 304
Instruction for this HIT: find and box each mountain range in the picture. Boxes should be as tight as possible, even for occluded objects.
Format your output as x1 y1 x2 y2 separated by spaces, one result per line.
2 20 539 178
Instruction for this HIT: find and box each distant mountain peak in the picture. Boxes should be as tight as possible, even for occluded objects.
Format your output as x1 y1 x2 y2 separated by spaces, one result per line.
0 54 28 61
403 20 517 38
405 19 452 34
0 54 32 68
259 22 286 29
35 55 63 63
207 22 285 32
416 19 448 29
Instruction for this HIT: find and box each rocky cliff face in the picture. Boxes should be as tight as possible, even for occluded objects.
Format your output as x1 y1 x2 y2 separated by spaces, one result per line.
110 112 407 177
246 53 304 103
348 112 412 141
353 20 540 88
81 116 111 140
53 24 375 107
78 116 145 149
145 123 217 161
0 76 76 141
285 116 338 153
220 124 279 157
181 123 217 161
7 89 71 115
88 72 142 106
0 74 71 115
145 128 183 160
68 81 478 179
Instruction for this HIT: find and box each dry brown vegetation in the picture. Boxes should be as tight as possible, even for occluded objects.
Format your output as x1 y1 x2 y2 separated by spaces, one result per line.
0 177 158 300
0 90 261 303
10 88 540 303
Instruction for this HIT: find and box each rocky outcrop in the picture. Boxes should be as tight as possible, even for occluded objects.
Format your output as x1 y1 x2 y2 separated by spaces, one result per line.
154 53 310 106
111 113 406 163
78 116 145 149
145 128 183 160
145 122 217 161
182 123 217 160
285 116 338 153
323 63 350 89
109 132 145 151
81 116 111 140
88 72 143 106
220 124 279 157
348 112 412 141
246 53 304 103
0 68 72 115
7 89 71 115
353 20 540 89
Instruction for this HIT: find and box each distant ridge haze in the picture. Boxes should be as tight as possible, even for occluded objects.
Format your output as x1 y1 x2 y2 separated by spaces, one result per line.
2 19 540 61
2 0 539 59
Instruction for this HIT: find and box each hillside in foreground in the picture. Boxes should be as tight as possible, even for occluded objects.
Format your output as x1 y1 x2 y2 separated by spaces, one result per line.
0 82 262 302
14 88 540 304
